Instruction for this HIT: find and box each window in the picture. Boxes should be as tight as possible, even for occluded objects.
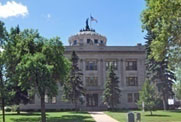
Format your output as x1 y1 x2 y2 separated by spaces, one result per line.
126 60 137 70
51 97 57 104
87 39 91 44
94 39 98 44
128 93 133 103
86 61 97 70
100 40 103 44
86 77 98 86
134 93 139 102
45 94 49 104
106 61 118 70
126 77 138 86
73 40 77 45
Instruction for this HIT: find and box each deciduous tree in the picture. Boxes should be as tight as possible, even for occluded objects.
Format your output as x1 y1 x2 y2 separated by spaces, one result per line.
13 29 68 122
138 80 157 115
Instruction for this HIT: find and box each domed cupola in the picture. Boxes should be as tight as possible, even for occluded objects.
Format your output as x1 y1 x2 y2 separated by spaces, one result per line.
68 18 107 46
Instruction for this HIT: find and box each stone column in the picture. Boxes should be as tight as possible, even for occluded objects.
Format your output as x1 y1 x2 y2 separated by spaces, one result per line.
102 59 106 88
120 58 125 86
137 58 144 88
117 59 121 87
81 59 86 86
99 59 104 88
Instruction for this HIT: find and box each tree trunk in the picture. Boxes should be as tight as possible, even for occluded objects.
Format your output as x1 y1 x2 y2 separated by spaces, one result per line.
163 95 167 111
17 106 20 115
150 110 153 116
2 97 5 122
40 95 46 122
74 100 78 111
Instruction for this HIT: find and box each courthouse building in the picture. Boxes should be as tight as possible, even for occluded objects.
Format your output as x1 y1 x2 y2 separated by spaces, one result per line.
20 22 146 110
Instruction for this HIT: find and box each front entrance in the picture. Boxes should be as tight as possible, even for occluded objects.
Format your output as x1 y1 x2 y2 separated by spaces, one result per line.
86 94 98 107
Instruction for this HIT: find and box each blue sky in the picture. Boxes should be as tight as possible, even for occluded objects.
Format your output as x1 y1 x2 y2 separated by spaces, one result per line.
0 0 146 46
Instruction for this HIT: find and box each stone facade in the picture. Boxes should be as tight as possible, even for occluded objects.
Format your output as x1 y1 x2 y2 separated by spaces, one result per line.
20 26 145 111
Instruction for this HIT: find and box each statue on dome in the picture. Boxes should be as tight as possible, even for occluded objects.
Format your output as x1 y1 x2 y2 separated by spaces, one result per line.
85 18 90 30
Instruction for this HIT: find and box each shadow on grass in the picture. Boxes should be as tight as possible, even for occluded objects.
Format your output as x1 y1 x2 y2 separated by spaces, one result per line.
47 115 94 122
145 114 170 117
0 113 42 116
106 110 129 113
10 114 94 122
168 110 181 113
11 118 41 122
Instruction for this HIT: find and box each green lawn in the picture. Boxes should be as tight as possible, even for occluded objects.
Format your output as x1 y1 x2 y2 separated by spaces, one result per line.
105 110 181 122
0 111 95 122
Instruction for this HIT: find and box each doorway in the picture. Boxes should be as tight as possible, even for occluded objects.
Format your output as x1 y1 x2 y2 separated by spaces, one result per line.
86 94 98 107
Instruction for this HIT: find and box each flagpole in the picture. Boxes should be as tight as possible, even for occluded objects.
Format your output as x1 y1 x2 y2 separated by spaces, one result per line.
90 15 92 30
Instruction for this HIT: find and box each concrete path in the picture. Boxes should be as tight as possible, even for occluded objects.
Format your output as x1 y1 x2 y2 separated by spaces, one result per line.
88 111 119 122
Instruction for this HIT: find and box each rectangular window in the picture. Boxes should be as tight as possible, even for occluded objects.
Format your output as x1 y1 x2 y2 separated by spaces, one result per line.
86 61 97 70
126 60 137 70
126 77 138 86
134 93 139 103
51 97 57 104
128 93 133 103
94 39 98 44
106 61 118 70
87 39 91 44
86 77 98 86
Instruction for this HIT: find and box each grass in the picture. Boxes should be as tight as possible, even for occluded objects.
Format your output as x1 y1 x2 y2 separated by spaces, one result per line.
0 111 95 122
105 110 181 122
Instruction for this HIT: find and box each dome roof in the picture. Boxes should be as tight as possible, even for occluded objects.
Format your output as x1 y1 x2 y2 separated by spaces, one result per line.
68 30 107 46
68 22 107 46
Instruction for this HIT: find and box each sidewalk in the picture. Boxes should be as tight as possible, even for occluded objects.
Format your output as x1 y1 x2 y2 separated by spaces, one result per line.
89 111 119 122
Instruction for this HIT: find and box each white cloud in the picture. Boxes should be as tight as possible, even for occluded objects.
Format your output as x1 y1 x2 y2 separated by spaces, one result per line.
47 14 51 19
0 1 28 19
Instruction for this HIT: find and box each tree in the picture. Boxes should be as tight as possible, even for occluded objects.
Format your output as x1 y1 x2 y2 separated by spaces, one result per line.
12 29 68 122
4 25 30 115
0 53 6 122
142 0 181 62
103 65 121 110
0 21 8 122
138 80 157 115
63 51 85 111
144 30 175 110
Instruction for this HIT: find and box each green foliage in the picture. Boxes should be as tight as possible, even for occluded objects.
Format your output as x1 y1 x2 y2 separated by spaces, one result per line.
4 26 30 108
0 20 9 122
138 80 157 115
103 65 121 110
144 25 175 110
63 51 85 110
3 28 69 122
142 0 181 62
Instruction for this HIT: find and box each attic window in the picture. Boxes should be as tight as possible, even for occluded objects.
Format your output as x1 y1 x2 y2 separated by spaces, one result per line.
87 39 91 44
94 39 98 44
